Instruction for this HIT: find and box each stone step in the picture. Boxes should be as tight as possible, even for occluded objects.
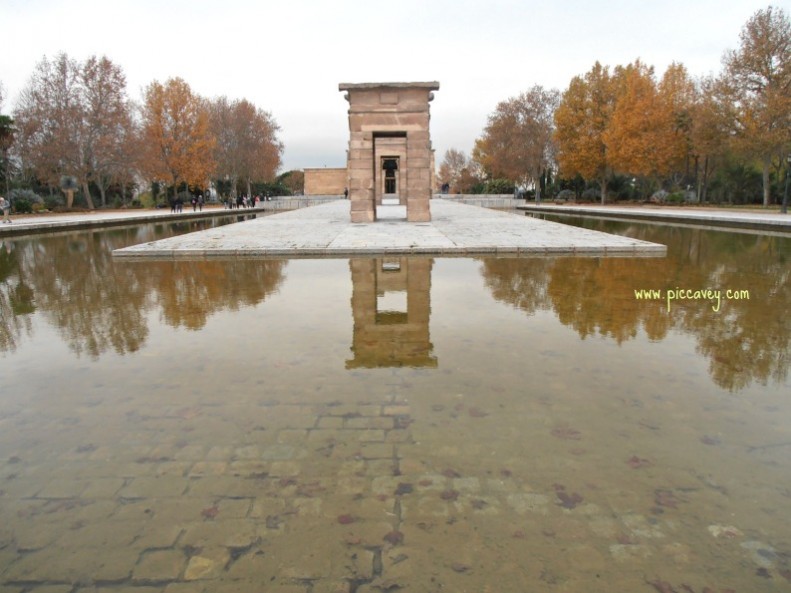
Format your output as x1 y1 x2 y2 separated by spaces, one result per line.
381 198 400 206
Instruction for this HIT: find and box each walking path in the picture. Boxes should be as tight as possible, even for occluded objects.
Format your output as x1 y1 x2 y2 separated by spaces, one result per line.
518 203 791 231
112 199 666 258
0 205 249 237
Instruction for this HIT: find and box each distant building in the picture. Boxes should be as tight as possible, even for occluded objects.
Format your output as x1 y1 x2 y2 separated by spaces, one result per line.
304 168 347 196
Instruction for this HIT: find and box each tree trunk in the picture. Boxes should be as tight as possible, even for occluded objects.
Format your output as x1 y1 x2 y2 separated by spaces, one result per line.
98 182 107 207
762 158 771 206
701 156 709 204
693 155 700 201
246 178 252 200
81 181 96 209
600 177 607 204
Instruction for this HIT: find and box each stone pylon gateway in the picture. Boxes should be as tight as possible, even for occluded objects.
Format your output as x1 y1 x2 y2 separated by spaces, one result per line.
339 82 439 223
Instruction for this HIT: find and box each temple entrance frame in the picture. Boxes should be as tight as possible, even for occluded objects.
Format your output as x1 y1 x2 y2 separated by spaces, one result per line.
340 82 439 223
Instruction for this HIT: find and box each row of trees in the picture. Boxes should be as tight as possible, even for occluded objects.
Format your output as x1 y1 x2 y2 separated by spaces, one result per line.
1 53 283 208
438 6 791 206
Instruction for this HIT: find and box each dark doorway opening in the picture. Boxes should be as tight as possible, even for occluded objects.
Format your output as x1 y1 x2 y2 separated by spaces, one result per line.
383 158 398 194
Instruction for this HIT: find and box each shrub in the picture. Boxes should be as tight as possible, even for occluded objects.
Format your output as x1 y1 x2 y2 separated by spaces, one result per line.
556 189 575 201
650 190 669 204
667 192 685 204
581 188 601 201
12 198 32 213
129 198 143 209
483 178 515 194
10 189 44 208
44 194 64 210
137 191 155 208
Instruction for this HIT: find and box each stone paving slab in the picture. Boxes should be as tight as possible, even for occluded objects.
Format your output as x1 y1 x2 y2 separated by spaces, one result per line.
112 199 666 258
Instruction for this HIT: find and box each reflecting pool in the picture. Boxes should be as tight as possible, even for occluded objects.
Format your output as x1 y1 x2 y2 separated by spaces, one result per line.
0 216 790 592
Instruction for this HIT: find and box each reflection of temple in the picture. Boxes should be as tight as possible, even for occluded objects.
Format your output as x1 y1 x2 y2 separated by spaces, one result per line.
346 258 437 369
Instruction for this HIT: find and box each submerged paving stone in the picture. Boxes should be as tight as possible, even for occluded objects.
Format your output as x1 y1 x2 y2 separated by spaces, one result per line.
184 548 230 580
132 549 186 581
112 200 666 258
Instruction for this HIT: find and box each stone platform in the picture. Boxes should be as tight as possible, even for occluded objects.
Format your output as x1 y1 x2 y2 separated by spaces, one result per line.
112 199 665 258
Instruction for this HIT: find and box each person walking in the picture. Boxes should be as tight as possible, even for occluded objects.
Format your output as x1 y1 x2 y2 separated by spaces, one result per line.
0 195 11 224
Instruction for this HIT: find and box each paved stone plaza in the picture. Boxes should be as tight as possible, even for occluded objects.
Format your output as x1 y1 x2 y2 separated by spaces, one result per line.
113 199 666 258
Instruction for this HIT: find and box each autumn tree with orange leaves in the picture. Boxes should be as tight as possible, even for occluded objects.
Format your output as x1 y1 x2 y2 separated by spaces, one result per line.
437 148 470 192
474 85 559 201
688 75 733 203
140 78 215 198
604 60 688 181
438 148 486 193
658 62 696 183
554 62 616 202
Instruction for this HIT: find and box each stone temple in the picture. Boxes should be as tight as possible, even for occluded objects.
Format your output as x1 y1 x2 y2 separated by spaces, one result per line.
339 82 439 223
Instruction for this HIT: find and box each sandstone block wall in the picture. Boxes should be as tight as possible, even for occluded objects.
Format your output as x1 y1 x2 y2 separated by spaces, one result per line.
304 168 348 196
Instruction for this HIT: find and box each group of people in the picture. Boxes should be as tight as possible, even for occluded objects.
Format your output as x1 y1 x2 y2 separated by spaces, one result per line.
191 195 205 211
169 194 205 213
225 195 265 209
170 196 184 213
0 195 11 224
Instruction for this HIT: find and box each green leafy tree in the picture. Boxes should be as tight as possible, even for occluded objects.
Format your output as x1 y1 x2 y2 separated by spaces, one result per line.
0 113 14 197
0 83 14 195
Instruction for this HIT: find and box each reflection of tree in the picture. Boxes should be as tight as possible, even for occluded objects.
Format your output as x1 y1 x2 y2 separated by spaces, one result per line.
480 258 553 317
0 241 33 353
480 223 791 391
5 222 285 358
677 233 791 391
142 260 285 330
17 233 150 358
481 255 677 344
547 257 675 344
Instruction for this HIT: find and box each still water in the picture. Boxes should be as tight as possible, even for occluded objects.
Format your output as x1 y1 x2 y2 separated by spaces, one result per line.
0 214 789 592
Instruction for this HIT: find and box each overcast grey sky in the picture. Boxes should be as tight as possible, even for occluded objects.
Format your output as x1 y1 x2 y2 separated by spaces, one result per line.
1 0 785 172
